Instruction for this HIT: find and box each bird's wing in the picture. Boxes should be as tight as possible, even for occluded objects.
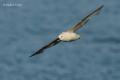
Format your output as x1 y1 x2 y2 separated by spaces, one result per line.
30 37 61 57
67 5 104 32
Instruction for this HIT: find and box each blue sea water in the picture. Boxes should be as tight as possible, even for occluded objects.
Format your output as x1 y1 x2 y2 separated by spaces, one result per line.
0 0 120 80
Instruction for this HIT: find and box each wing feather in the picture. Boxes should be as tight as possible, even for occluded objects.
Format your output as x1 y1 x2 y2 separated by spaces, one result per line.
68 5 104 32
30 38 61 57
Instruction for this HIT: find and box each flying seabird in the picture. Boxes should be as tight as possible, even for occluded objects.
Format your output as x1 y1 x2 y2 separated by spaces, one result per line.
30 5 104 57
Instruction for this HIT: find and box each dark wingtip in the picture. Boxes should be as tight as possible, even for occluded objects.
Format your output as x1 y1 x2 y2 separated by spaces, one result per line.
29 50 43 57
98 5 104 9
29 53 36 57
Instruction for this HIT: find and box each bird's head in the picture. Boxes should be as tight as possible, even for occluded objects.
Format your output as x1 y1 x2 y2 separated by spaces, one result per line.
58 32 66 40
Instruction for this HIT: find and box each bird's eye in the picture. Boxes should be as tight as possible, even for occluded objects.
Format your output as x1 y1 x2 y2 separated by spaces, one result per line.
58 34 64 39
60 35 63 38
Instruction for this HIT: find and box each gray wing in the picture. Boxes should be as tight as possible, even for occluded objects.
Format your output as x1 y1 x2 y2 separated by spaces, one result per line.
68 5 104 32
30 37 61 57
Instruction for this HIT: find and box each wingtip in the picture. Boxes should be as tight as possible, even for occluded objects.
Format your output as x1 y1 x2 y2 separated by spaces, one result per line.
29 54 35 57
29 53 41 57
98 4 104 9
29 50 43 57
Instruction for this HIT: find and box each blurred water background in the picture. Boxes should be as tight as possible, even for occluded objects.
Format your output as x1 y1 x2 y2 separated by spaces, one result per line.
0 0 120 80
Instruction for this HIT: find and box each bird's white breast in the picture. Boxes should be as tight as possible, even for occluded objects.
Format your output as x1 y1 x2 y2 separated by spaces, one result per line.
58 32 80 41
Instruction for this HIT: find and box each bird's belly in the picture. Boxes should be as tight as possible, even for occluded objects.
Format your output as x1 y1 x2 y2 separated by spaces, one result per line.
60 32 80 41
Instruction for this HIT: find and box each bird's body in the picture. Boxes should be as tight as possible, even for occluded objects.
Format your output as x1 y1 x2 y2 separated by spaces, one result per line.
58 31 80 41
30 5 104 57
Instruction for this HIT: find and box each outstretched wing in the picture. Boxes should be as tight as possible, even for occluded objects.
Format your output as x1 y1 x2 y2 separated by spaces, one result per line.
68 5 104 32
30 37 61 57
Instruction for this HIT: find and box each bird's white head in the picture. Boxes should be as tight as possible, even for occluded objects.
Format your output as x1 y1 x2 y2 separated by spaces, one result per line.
58 32 66 40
